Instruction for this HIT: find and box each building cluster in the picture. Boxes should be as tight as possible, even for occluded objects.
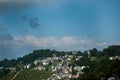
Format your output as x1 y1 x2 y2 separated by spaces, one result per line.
1 51 120 80
109 56 120 60
24 54 88 80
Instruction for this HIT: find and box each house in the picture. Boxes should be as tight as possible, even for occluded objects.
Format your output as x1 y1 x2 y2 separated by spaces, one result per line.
75 58 79 61
81 66 86 70
34 66 43 70
81 66 89 70
101 77 107 80
62 73 67 78
67 58 72 61
41 59 49 66
43 62 48 66
108 77 115 80
68 74 72 78
53 57 59 60
68 55 73 58
109 57 114 60
0 67 4 69
109 56 120 60
64 69 69 74
74 66 81 71
10 67 16 71
33 60 40 65
56 75 62 79
69 68 72 72
72 74 79 79
24 64 31 69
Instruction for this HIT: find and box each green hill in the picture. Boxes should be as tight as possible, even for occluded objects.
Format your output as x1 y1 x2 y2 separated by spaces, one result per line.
0 45 120 80
14 69 52 80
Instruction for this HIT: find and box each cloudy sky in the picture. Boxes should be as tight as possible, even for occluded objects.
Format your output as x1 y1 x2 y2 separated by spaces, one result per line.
0 0 120 59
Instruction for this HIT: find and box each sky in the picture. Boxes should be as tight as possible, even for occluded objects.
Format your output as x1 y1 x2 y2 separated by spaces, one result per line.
0 0 120 60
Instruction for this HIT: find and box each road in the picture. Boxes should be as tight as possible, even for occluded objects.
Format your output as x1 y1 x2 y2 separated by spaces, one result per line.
11 71 21 80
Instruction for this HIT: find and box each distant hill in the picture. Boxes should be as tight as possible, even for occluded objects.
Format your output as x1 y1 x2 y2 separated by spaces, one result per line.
0 45 120 68
0 49 67 67
0 45 120 80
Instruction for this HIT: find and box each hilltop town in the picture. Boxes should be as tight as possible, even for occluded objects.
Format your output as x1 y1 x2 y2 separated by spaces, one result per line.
0 45 120 80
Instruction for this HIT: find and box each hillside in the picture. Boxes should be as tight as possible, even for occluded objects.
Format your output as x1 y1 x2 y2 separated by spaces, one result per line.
0 45 120 80
14 70 52 80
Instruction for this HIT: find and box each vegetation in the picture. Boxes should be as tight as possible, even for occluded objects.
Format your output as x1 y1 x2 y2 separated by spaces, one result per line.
75 45 120 80
14 70 52 80
0 45 120 80
0 70 15 80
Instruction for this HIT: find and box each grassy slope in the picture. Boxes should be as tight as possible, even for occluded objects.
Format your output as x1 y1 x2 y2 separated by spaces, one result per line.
14 69 53 80
0 73 15 80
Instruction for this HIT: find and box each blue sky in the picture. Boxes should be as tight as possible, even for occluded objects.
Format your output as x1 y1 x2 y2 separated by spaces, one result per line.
0 0 120 59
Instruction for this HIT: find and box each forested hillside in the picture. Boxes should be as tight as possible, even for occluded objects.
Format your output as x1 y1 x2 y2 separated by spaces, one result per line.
0 45 120 80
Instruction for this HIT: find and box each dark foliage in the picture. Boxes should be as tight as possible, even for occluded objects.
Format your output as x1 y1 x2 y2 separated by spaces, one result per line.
0 45 120 79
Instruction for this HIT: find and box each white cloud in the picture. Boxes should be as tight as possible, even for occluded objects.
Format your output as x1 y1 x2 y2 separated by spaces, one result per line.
97 42 107 46
14 35 109 51
0 35 117 59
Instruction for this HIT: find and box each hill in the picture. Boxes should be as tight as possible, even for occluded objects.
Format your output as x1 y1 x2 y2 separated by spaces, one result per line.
14 69 52 80
0 45 120 80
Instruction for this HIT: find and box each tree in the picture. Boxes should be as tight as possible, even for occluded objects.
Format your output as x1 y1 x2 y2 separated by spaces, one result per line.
103 45 120 56
89 48 97 57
